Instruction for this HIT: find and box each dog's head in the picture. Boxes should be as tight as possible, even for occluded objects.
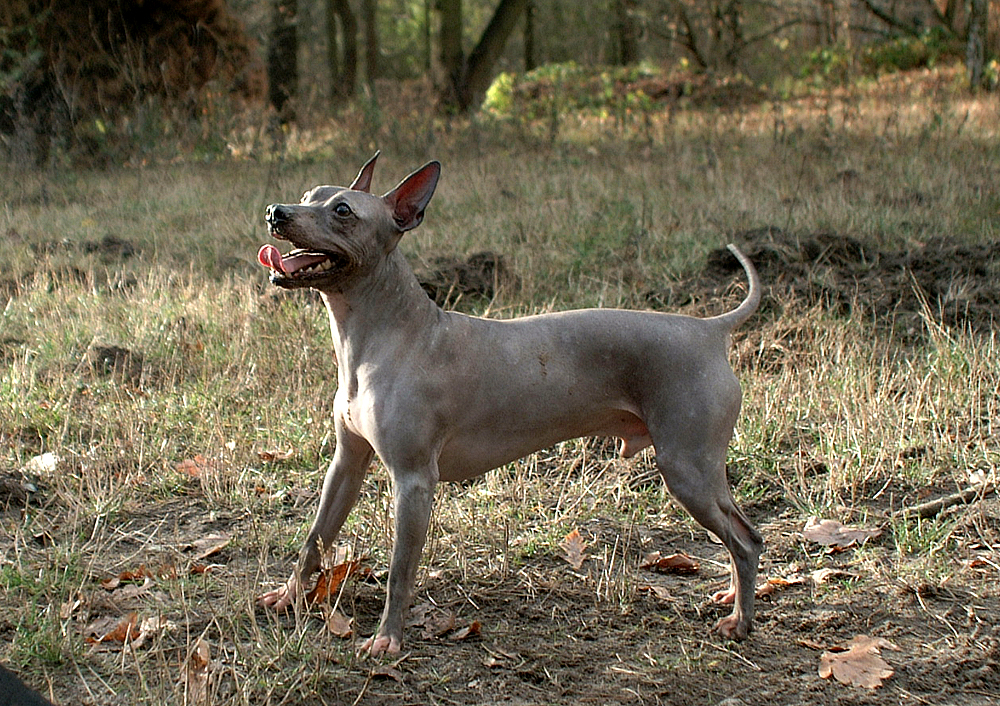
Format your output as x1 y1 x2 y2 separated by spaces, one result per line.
259 152 440 290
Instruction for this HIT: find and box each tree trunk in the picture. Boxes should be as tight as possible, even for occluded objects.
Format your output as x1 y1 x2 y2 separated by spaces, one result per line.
326 0 340 99
268 0 298 121
327 0 357 100
524 0 536 71
456 0 528 110
363 0 379 87
966 0 988 90
439 0 464 106
615 0 639 65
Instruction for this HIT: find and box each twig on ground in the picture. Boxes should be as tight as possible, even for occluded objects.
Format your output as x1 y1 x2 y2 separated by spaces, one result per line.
895 483 996 520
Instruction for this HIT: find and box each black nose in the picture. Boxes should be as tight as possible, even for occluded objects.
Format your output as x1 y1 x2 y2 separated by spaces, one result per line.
265 204 287 226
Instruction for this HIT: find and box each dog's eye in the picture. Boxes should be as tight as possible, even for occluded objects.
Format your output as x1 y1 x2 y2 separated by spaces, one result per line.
334 203 352 218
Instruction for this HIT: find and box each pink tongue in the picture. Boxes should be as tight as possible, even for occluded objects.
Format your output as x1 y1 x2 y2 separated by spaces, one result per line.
258 244 286 273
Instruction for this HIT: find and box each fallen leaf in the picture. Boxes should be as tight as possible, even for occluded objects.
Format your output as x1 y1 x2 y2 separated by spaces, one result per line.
449 620 481 642
803 517 882 549
638 584 674 601
111 576 154 602
559 529 588 571
131 615 175 649
322 607 354 638
189 534 231 562
258 448 295 462
176 455 212 478
370 664 404 682
86 612 140 645
306 560 367 604
818 634 899 689
640 551 699 574
100 565 154 590
190 563 224 575
185 637 211 705
812 567 855 585
420 611 457 639
60 594 84 619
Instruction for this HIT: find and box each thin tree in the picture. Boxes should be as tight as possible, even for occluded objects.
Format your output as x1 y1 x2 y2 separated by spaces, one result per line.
363 0 378 87
327 0 357 101
268 0 298 121
967 0 988 90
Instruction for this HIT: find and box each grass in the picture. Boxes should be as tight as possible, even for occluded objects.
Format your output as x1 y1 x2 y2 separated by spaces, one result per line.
0 63 998 704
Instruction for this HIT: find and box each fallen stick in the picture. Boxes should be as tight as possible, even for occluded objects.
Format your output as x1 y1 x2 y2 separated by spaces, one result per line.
896 483 996 519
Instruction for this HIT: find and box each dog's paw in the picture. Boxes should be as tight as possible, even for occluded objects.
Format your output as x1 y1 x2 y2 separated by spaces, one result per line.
715 613 750 641
358 633 402 658
710 587 737 605
257 576 300 610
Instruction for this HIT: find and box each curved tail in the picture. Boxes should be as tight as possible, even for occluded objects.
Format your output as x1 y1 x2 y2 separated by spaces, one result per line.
713 244 761 330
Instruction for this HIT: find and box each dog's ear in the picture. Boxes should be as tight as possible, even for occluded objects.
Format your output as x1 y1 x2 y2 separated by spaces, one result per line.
383 161 440 232
349 151 380 192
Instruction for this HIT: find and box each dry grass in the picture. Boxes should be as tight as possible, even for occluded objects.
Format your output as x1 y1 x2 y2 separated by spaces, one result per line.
1 64 998 704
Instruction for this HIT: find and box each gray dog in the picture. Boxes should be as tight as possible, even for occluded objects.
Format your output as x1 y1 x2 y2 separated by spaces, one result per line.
257 154 763 656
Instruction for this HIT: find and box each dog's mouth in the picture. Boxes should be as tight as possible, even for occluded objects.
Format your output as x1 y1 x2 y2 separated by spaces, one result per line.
257 244 348 284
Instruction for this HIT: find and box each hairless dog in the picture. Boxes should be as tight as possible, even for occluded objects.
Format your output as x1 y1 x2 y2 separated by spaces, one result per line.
257 153 763 656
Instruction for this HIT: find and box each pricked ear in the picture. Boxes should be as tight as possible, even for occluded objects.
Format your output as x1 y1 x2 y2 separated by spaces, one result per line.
382 161 441 232
349 150 380 192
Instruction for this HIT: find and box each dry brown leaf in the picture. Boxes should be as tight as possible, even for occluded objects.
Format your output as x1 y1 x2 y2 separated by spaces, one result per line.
812 567 855 585
370 664 404 682
818 634 899 689
640 551 699 574
86 612 140 645
111 576 154 602
449 620 481 642
638 584 674 601
257 448 295 462
100 565 154 590
306 560 364 605
322 607 354 638
189 534 231 562
60 594 84 619
189 563 224 575
176 455 212 478
559 529 588 571
185 637 211 706
420 611 457 639
803 517 882 549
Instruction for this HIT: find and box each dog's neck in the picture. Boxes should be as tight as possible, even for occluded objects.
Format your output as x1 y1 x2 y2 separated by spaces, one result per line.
319 247 440 373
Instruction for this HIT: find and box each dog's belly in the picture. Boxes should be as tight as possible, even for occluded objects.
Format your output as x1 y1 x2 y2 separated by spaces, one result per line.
434 407 651 482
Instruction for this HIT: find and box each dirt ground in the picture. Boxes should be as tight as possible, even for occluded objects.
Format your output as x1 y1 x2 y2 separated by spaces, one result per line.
32 490 1000 706
3 229 999 705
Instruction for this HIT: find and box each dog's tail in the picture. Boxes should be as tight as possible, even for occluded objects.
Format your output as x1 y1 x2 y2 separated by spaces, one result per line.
713 244 761 330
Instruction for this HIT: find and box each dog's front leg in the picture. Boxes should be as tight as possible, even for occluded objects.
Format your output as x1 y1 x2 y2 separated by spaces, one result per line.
259 420 374 610
358 463 438 657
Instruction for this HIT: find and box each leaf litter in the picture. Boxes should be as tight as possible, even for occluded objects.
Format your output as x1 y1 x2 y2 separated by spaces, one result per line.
819 635 900 689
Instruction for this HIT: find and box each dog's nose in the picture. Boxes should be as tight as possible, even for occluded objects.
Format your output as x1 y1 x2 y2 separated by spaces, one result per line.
265 204 286 226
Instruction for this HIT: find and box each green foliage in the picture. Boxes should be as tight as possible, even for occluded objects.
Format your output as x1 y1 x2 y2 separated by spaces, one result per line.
799 43 853 85
861 27 959 73
0 13 46 92
483 61 663 120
